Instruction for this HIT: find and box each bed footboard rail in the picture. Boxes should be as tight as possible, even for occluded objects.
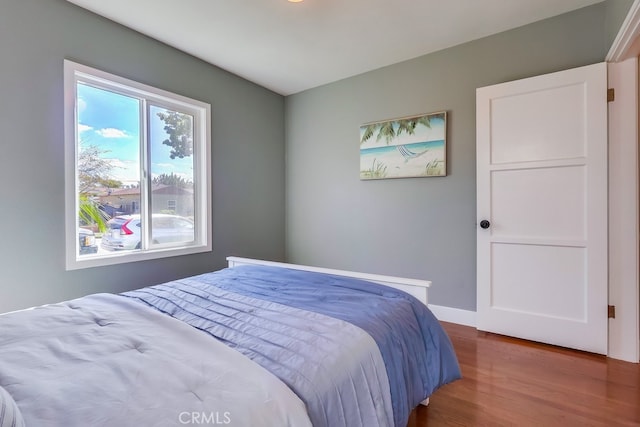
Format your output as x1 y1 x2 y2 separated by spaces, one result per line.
226 256 431 306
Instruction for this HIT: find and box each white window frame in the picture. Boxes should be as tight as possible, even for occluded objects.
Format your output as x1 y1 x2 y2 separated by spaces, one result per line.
64 60 212 270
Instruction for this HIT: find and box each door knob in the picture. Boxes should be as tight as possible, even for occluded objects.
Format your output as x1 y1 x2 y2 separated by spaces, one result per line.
480 220 491 229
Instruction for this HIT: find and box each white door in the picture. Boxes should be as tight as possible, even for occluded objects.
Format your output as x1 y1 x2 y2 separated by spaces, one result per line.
476 62 608 354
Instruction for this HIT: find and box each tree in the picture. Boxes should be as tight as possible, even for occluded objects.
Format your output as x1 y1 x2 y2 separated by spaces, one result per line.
152 172 192 188
156 111 193 159
77 144 115 232
78 145 116 194
360 116 432 145
98 178 123 189
78 194 109 233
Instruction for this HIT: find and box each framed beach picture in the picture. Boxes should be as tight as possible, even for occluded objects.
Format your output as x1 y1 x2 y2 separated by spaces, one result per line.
360 111 447 179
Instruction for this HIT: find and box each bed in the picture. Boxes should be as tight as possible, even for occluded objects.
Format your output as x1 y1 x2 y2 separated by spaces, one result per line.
0 257 461 427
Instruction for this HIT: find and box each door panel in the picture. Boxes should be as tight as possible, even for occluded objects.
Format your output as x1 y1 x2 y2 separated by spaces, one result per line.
491 244 586 320
477 62 608 354
491 166 586 240
490 83 586 164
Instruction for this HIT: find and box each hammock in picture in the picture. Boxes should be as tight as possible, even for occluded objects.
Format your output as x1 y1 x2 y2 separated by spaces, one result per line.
396 144 429 162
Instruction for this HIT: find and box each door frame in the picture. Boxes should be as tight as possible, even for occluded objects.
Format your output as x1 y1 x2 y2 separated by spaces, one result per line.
606 1 640 363
606 0 640 62
607 59 639 363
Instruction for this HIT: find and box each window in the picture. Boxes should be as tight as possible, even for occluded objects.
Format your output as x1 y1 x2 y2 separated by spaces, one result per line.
64 60 211 270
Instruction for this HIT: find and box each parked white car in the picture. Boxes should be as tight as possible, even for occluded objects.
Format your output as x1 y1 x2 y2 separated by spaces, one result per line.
101 214 194 251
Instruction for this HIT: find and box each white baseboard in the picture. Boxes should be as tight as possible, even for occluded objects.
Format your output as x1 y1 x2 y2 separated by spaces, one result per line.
428 304 477 328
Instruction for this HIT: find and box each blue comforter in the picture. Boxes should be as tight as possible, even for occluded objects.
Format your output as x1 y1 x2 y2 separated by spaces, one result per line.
123 265 461 426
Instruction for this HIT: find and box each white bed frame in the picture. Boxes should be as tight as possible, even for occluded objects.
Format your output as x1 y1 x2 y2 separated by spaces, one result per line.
226 256 431 307
227 256 432 407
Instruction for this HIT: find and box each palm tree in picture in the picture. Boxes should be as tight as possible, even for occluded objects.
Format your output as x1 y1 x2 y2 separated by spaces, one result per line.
360 115 432 145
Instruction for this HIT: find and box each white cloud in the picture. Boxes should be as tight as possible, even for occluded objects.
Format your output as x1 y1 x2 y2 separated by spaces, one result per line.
78 124 93 133
106 158 132 168
104 158 139 182
96 128 129 138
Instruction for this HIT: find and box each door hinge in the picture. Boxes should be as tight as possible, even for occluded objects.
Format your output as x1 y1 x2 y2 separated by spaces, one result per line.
608 305 616 319
607 88 615 102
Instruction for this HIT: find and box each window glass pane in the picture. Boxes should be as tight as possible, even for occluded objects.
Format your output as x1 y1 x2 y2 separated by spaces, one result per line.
149 105 195 246
76 83 141 255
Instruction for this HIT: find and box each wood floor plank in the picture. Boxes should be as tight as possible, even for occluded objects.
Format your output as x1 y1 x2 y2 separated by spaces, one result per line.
407 322 640 426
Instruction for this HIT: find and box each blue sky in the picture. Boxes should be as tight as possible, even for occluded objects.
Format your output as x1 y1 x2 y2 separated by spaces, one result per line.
77 83 194 186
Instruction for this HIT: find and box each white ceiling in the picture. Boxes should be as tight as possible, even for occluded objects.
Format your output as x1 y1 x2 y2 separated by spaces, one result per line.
66 0 604 95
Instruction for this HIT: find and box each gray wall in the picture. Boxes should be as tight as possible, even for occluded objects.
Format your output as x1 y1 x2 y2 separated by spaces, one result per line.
605 0 635 49
284 4 610 311
0 0 286 313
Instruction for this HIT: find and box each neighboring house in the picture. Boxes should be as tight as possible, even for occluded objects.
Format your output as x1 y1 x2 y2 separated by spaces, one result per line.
100 185 194 218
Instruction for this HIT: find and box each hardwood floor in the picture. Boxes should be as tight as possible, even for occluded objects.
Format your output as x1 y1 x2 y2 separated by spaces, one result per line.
407 322 640 426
